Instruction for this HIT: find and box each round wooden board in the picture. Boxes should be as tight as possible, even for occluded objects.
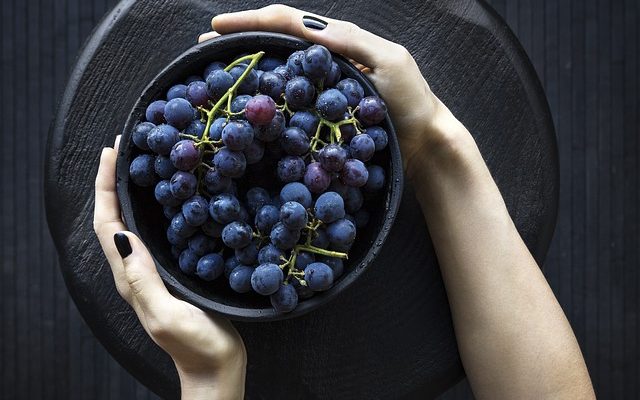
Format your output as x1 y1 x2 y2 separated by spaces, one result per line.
45 0 558 398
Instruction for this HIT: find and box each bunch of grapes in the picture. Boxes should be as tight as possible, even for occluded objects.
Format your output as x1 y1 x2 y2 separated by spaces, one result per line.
128 44 389 313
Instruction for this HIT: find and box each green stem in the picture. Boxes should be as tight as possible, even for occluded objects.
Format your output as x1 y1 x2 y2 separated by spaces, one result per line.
294 244 348 259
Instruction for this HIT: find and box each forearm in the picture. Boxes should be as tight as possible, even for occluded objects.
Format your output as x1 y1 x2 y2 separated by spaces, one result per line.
410 100 594 399
177 355 246 400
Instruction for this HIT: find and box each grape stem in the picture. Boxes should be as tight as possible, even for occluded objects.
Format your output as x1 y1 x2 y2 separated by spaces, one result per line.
294 244 348 259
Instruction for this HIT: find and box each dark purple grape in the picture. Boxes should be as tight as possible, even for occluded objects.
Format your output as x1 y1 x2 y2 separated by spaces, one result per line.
304 162 331 193
209 117 227 141
229 265 254 293
328 178 349 198
222 221 253 249
290 277 315 299
354 209 370 228
303 45 332 83
245 95 276 125
170 212 198 238
285 76 316 109
201 217 224 238
270 222 301 250
236 240 260 265
246 187 270 214
213 147 247 178
365 126 388 151
310 228 329 249
316 89 348 121
273 65 293 81
224 256 241 278
228 64 259 95
230 94 252 114
286 50 305 76
279 182 312 209
349 134 375 162
169 171 197 199
258 244 283 264
132 122 155 150
335 78 364 108
339 113 357 143
164 98 195 129
251 263 284 295
259 71 286 101
222 120 254 151
163 205 180 220
186 81 210 107
182 195 209 226
295 252 315 270
170 140 201 171
325 62 341 87
258 57 284 72
340 159 369 187
243 139 265 164
145 100 166 124
326 218 356 248
129 154 156 187
254 110 285 142
314 192 345 223
289 111 320 137
357 96 387 126
147 124 180 155
188 233 218 256
167 226 188 247
255 205 279 234
185 119 206 139
184 75 202 85
277 156 306 182
344 187 364 214
304 262 334 291
318 256 344 279
154 180 182 207
364 165 385 192
155 156 177 179
204 168 231 194
196 253 225 281
209 193 241 224
206 69 234 100
167 84 187 100
270 283 298 313
281 127 310 156
204 61 226 80
179 249 199 274
318 143 348 172
280 201 308 230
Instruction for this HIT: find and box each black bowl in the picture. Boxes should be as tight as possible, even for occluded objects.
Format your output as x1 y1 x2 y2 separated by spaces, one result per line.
116 32 403 321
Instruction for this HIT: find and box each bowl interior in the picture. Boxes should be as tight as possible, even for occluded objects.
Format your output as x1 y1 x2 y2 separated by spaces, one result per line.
117 32 403 321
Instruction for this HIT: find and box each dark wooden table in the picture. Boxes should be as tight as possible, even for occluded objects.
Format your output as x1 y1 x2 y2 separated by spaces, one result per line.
45 0 557 398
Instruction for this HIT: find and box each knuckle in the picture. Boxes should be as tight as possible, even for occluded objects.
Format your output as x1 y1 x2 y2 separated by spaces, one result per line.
263 4 288 14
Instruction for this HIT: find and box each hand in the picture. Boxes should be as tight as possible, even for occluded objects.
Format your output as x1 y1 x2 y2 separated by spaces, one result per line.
93 136 246 400
198 4 468 177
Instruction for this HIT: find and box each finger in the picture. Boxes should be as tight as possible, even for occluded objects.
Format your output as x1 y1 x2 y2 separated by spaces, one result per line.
114 231 175 319
198 31 220 43
211 5 396 68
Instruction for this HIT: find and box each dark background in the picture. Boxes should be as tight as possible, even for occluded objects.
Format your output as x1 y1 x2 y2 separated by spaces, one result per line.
1 0 637 399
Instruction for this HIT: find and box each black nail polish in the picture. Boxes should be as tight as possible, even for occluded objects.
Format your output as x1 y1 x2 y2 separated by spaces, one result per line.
114 233 132 259
303 15 327 30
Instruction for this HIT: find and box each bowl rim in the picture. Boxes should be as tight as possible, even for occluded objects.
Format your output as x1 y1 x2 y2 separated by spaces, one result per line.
116 31 404 321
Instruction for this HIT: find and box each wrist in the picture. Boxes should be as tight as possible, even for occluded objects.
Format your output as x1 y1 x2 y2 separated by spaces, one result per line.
176 348 247 400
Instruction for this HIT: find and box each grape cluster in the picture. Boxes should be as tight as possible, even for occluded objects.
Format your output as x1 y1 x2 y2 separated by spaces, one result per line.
128 45 389 313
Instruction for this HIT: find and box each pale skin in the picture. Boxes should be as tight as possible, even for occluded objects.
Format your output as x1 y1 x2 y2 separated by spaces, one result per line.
94 4 595 399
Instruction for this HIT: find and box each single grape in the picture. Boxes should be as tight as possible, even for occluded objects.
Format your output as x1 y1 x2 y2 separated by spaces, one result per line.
179 249 199 274
340 159 369 187
243 139 265 164
335 78 365 108
302 45 332 82
280 201 308 230
170 212 198 238
258 243 283 264
209 193 241 224
304 262 334 291
185 119 206 139
304 162 331 193
365 126 388 151
318 143 348 173
222 120 254 151
270 283 299 313
129 154 156 187
284 76 316 109
188 233 218 256
258 57 283 72
286 50 305 76
325 61 341 87
245 95 276 125
354 209 370 228
201 216 224 238
259 71 286 101
246 187 271 215
344 213 356 226
164 98 195 129
318 256 344 279
167 84 187 100
344 186 364 213
314 192 345 223
295 252 315 270
364 165 385 192
154 180 182 207
228 64 259 95
204 168 232 194
147 124 180 155
326 218 356 248
206 69 234 100
357 96 387 126
255 205 280 234
349 134 376 162
167 225 188 247
279 182 312 209
251 263 284 295
145 100 166 124
281 127 310 156
184 80 209 108
328 178 349 198
277 156 305 182
229 265 255 293
270 222 301 250
254 110 285 142
208 117 227 141
196 253 225 281
132 122 155 150
169 171 197 199
224 256 241 278
310 228 330 249
339 113 357 143
273 65 293 81
204 61 226 80
316 89 348 121
230 94 252 114
170 140 200 171
289 111 320 138
291 278 315 299
222 221 253 249
182 195 209 226
163 205 180 219
213 147 247 178
236 240 260 265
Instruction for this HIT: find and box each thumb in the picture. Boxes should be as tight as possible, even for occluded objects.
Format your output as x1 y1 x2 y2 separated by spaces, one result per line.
113 231 175 317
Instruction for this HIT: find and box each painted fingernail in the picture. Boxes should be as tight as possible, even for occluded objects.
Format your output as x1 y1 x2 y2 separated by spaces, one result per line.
303 15 327 31
114 232 132 259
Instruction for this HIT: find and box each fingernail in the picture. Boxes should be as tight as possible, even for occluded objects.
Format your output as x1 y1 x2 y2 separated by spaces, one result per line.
303 15 327 31
114 232 132 259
